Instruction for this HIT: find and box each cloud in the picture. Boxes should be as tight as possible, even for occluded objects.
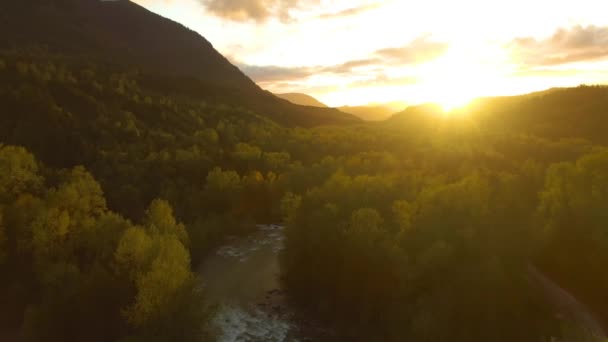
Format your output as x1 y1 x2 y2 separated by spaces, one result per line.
509 25 608 66
375 35 449 64
239 60 378 84
321 36 449 74
200 0 315 22
322 58 382 74
268 82 340 94
239 35 448 83
350 74 418 88
200 0 380 22
319 3 382 19
237 60 378 83
510 68 582 78
238 64 314 82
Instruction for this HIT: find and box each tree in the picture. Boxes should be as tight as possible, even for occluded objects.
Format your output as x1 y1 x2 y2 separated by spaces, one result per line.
0 144 42 201
392 200 413 233
0 210 5 265
264 151 290 171
232 143 262 163
126 235 192 328
538 150 608 322
144 199 188 246
349 208 383 242
280 192 301 225
204 167 242 212
115 226 154 280
30 166 107 266
124 233 211 341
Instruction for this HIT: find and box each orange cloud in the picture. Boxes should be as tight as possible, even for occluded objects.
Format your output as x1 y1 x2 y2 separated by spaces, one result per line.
200 0 317 22
509 25 608 66
239 35 448 83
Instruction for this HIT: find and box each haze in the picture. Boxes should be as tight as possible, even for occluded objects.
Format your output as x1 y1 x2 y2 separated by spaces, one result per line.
134 0 608 108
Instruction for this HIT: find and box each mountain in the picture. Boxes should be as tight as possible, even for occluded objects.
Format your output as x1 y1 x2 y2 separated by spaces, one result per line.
339 103 404 121
277 93 328 108
275 91 405 121
0 0 256 91
0 0 359 127
275 92 403 121
389 85 608 144
469 85 608 143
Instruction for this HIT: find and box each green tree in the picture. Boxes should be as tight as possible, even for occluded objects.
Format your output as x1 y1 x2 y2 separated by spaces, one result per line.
0 144 42 201
392 200 413 233
280 192 301 225
538 150 608 321
115 226 154 280
232 143 262 163
0 210 5 265
144 199 189 246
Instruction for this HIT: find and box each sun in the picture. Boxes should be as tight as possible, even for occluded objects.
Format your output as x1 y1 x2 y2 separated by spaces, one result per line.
416 43 512 113
435 91 475 112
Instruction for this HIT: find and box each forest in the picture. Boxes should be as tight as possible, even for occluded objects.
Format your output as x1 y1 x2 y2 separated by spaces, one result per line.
1 46 608 341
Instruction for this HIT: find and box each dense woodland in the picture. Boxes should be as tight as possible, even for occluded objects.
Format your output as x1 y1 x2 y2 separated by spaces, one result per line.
2 1 608 341
1 49 608 341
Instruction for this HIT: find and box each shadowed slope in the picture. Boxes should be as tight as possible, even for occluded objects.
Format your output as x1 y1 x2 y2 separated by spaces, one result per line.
0 0 359 127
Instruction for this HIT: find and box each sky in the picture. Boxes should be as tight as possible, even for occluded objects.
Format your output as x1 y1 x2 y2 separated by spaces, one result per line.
133 0 608 109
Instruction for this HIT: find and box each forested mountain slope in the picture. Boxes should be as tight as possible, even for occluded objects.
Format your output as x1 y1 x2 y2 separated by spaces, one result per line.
0 0 256 90
339 104 402 121
0 0 358 127
391 86 608 144
276 93 328 108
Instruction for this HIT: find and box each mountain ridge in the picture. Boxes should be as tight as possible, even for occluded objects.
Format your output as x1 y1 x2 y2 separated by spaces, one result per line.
276 93 328 108
339 104 403 121
275 92 404 121
388 85 608 144
0 0 359 127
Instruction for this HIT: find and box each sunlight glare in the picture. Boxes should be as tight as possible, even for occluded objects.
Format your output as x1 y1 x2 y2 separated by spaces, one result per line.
415 42 514 113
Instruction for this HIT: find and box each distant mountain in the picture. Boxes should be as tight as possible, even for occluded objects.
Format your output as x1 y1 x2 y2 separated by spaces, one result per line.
276 93 403 121
0 0 359 127
277 93 328 108
389 86 608 144
339 104 404 121
386 103 444 132
470 85 608 143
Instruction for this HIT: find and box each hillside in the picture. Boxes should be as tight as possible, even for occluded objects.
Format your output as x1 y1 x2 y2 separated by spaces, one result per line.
0 0 256 91
0 0 358 127
469 86 608 143
277 93 328 107
339 104 403 121
276 92 401 121
389 86 608 144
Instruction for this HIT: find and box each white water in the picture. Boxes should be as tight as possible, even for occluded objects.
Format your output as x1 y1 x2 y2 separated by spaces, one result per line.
212 305 292 342
199 224 299 342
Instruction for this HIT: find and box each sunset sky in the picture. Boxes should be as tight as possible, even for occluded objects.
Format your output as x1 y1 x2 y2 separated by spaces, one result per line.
133 0 608 108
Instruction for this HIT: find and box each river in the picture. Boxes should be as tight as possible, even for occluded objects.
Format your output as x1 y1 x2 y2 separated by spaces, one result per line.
198 224 302 342
198 225 606 342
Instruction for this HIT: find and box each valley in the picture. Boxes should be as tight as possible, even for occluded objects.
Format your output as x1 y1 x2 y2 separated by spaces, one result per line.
1 1 608 342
